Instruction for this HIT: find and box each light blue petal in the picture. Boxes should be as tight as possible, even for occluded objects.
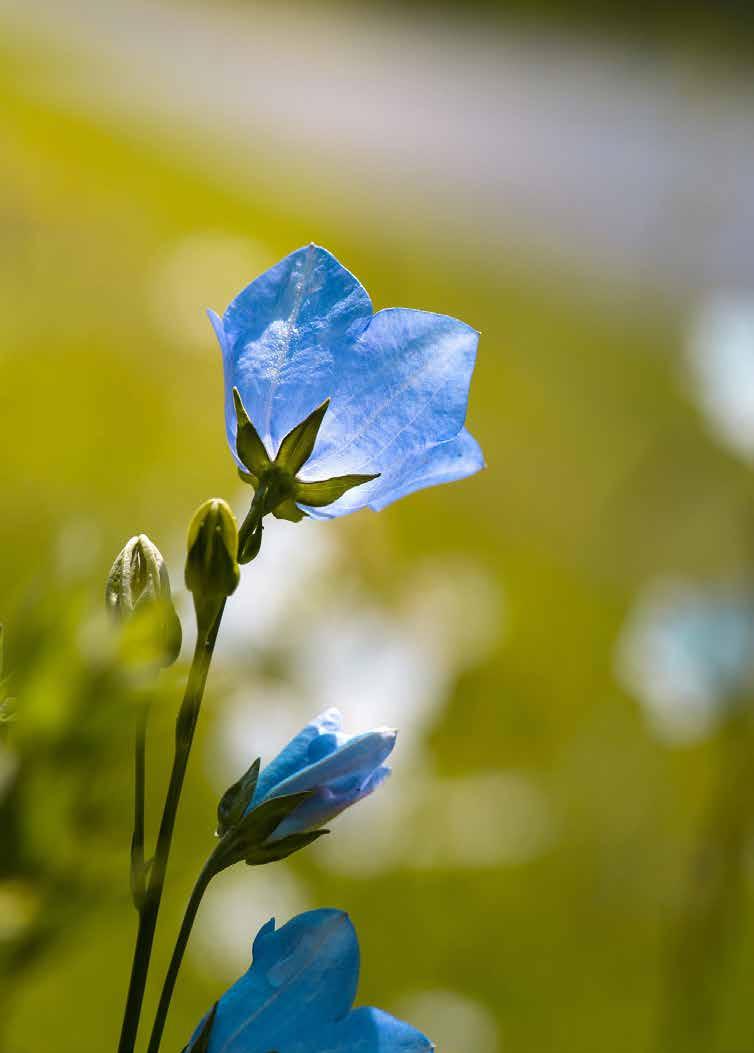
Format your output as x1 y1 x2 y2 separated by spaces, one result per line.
268 766 391 841
214 244 372 456
300 428 484 519
251 708 342 807
194 910 360 1053
320 1006 435 1052
300 308 478 481
269 729 397 798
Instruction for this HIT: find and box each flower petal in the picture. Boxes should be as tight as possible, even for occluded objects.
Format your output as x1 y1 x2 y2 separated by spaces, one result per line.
321 1006 434 1052
268 767 391 841
251 708 342 807
192 910 359 1053
301 308 479 481
300 428 484 519
268 729 396 799
214 244 372 457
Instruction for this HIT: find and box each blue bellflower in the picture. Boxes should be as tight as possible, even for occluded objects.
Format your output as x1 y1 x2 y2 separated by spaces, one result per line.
209 244 483 520
251 708 395 842
188 909 433 1052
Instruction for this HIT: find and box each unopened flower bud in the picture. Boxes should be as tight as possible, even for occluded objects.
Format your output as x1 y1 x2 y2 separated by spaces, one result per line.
185 499 240 626
105 534 182 667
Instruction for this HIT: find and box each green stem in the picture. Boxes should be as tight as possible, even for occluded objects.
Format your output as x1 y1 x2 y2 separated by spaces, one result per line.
131 705 148 909
237 482 268 564
117 603 225 1053
146 859 215 1053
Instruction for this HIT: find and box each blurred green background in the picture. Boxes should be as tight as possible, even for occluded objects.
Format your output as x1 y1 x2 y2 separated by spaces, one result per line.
3 2 754 1052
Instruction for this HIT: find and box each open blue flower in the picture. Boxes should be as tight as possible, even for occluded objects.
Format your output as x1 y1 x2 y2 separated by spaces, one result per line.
209 244 483 521
250 708 395 842
187 909 433 1052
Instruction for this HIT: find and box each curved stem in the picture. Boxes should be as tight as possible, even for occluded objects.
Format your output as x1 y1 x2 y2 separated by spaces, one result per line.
117 604 225 1053
146 860 215 1053
238 482 268 564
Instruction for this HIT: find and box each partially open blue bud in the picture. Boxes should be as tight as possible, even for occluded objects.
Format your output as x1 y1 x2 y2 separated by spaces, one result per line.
249 708 395 842
208 709 395 871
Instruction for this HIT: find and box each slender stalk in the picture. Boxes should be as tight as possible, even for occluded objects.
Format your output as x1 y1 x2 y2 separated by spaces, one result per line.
237 481 268 564
117 604 225 1053
146 859 215 1053
131 704 148 909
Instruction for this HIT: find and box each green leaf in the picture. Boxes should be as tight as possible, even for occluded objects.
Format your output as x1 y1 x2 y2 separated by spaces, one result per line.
275 399 330 474
234 387 271 476
271 498 307 523
295 473 379 507
245 829 329 866
217 757 261 837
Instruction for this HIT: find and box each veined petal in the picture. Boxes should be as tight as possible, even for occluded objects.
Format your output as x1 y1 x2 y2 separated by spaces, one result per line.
268 729 396 799
268 767 391 841
213 244 372 456
251 708 342 807
192 910 359 1053
319 1006 435 1052
301 308 479 481
300 428 484 519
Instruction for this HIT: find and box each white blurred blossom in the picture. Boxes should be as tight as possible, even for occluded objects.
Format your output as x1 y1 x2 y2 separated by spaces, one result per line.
686 296 754 461
616 579 754 743
192 866 309 976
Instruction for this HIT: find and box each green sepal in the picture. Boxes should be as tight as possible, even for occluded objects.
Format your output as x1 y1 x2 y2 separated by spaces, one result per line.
185 499 240 620
216 757 261 837
275 399 330 475
237 466 259 488
209 790 314 873
272 498 307 523
183 1002 218 1053
295 473 379 507
245 828 329 866
233 388 271 477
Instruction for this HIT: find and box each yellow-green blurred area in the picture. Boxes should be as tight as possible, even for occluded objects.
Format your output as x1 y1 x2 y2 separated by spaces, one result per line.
3 3 754 1052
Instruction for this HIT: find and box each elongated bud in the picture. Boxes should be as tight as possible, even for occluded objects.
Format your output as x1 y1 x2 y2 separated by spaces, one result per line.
185 499 240 626
106 535 182 667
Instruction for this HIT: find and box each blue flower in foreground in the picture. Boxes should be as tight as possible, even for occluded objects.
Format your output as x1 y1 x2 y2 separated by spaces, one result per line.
249 708 395 843
187 909 433 1053
209 243 483 521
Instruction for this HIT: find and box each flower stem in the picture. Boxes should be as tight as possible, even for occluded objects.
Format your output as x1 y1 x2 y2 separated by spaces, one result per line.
130 704 148 909
237 482 269 564
117 603 225 1053
146 859 215 1053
